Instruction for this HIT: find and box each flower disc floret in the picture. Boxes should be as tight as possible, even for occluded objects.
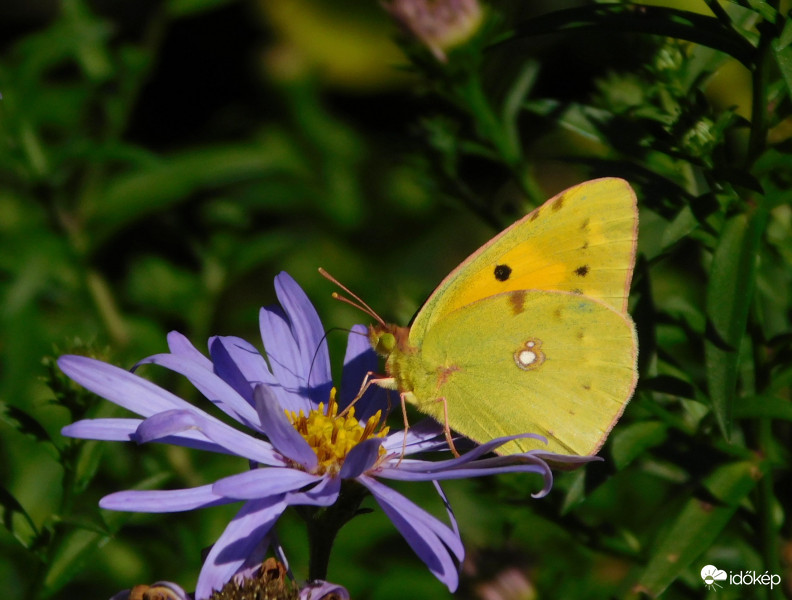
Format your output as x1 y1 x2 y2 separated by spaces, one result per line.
288 389 389 476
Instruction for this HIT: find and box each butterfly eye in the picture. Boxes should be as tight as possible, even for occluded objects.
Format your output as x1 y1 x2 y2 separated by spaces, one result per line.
375 332 396 355
514 339 545 371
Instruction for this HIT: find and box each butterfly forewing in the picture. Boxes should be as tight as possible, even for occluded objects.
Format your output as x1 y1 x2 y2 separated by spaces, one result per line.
409 178 637 345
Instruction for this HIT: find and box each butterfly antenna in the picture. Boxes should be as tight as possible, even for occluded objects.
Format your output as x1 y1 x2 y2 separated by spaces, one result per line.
318 267 387 327
307 327 349 385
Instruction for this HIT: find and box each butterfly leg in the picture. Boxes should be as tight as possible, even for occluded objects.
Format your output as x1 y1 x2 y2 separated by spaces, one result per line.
338 371 394 418
394 392 413 466
435 396 460 457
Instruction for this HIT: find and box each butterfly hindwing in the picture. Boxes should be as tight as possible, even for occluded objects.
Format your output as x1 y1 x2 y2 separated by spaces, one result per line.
406 290 637 456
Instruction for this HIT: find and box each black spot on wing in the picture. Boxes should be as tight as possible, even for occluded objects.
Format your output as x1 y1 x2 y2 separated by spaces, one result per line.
574 265 590 277
494 264 512 281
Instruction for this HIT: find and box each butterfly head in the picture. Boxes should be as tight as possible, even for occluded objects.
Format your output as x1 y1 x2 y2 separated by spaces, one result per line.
368 323 410 358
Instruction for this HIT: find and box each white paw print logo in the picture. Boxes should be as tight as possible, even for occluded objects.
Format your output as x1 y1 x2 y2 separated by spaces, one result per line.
701 565 727 590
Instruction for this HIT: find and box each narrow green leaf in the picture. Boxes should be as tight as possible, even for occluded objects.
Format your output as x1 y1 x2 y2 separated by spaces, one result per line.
734 395 792 421
90 137 305 246
773 43 792 97
746 0 777 22
777 16 792 50
0 485 38 550
610 422 668 470
41 529 112 597
502 59 539 140
0 402 53 445
704 207 766 439
629 459 765 597
559 468 587 515
504 4 756 67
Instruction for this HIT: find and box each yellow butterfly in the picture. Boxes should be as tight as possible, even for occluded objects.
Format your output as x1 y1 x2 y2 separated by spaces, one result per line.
333 178 638 456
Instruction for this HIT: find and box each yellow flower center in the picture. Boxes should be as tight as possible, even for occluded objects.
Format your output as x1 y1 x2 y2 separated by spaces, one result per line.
287 388 389 476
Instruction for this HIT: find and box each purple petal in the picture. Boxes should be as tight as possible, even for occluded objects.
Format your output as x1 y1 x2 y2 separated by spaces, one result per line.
358 475 462 591
254 385 317 470
258 304 307 413
382 419 447 454
136 409 284 466
339 438 383 479
338 325 388 421
433 481 460 540
134 353 260 430
273 272 332 405
379 457 551 486
384 433 546 471
209 336 275 407
58 355 196 417
258 273 332 413
100 484 231 512
62 418 141 441
167 331 213 370
230 536 272 585
212 468 322 500
63 417 239 455
196 497 288 599
288 474 340 507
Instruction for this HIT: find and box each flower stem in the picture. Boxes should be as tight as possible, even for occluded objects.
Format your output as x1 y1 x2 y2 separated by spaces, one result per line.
301 481 369 581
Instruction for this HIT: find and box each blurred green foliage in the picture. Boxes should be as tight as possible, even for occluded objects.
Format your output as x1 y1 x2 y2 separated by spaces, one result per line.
1 0 791 598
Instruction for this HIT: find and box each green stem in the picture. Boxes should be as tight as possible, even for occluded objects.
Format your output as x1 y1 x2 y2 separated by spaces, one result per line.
302 481 369 581
757 419 782 599
745 12 779 169
86 269 129 347
461 73 543 204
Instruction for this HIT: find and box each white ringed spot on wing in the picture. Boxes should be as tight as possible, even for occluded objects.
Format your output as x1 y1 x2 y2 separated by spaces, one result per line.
514 339 545 371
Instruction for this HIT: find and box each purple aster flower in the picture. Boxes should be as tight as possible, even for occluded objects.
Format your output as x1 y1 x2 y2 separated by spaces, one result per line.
107 553 348 600
385 0 484 61
61 272 591 598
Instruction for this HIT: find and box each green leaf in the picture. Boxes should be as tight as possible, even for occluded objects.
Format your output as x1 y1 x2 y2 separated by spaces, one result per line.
90 137 305 247
773 43 792 97
41 528 112 597
777 16 792 50
0 485 38 550
502 59 539 153
0 402 53 445
704 207 766 439
629 459 765 597
559 468 587 515
505 4 756 68
610 421 668 470
734 395 792 421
